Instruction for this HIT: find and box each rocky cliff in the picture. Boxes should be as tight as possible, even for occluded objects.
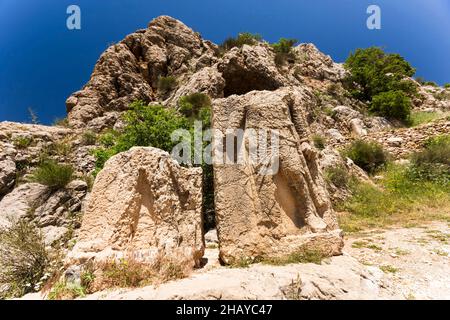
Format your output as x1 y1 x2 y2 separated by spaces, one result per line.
1 15 449 300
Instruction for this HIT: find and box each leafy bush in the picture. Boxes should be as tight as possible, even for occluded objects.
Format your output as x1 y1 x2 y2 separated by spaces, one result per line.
271 38 298 66
369 90 412 122
157 76 177 95
81 130 97 146
444 83 450 89
344 140 388 174
0 220 49 298
325 165 350 188
31 160 74 189
344 47 417 102
312 134 326 150
220 32 262 51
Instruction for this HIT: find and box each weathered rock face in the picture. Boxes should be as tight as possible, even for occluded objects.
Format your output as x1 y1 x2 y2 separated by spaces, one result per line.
0 181 88 245
0 159 15 198
66 16 219 131
69 147 204 269
212 88 344 263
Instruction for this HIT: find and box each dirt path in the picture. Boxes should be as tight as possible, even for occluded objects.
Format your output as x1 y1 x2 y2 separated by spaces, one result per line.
345 221 450 300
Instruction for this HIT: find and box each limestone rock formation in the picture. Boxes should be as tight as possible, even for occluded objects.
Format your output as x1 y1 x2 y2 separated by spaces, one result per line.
0 180 88 245
66 16 219 131
68 147 204 269
212 87 344 263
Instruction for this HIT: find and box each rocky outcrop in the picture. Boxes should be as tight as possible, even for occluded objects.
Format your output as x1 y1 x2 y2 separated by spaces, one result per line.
67 255 391 300
0 181 88 245
68 147 204 269
66 16 219 131
212 87 344 264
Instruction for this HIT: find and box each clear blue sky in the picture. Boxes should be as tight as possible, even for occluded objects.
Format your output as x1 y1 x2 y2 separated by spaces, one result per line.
1 0 449 124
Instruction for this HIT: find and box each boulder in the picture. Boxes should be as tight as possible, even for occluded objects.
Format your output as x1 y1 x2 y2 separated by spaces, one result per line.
212 88 344 264
68 147 204 269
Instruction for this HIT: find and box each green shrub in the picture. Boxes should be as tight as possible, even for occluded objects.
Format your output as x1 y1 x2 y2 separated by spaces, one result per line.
344 140 388 173
92 101 189 174
325 165 350 188
312 134 326 150
92 100 216 230
178 93 212 126
344 47 417 102
220 32 262 51
13 136 33 149
0 220 49 298
424 81 438 87
81 131 97 146
271 38 298 66
444 83 450 89
31 160 74 189
157 76 177 94
369 90 412 122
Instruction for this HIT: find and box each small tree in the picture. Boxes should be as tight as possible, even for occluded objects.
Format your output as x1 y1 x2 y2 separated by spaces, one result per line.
344 47 416 102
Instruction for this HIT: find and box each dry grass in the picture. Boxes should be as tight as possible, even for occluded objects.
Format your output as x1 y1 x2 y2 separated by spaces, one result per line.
86 253 189 293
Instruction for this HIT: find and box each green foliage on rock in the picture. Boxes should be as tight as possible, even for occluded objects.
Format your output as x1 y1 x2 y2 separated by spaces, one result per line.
271 38 298 66
31 160 74 190
370 90 412 122
344 140 388 174
157 76 177 95
220 32 262 51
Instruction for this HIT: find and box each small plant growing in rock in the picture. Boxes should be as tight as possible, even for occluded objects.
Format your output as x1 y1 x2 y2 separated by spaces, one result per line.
0 220 49 299
81 130 97 146
13 136 33 149
312 134 326 150
344 140 388 174
220 32 262 51
178 92 212 126
157 76 177 95
31 160 74 190
444 83 450 89
325 165 350 188
271 38 298 66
